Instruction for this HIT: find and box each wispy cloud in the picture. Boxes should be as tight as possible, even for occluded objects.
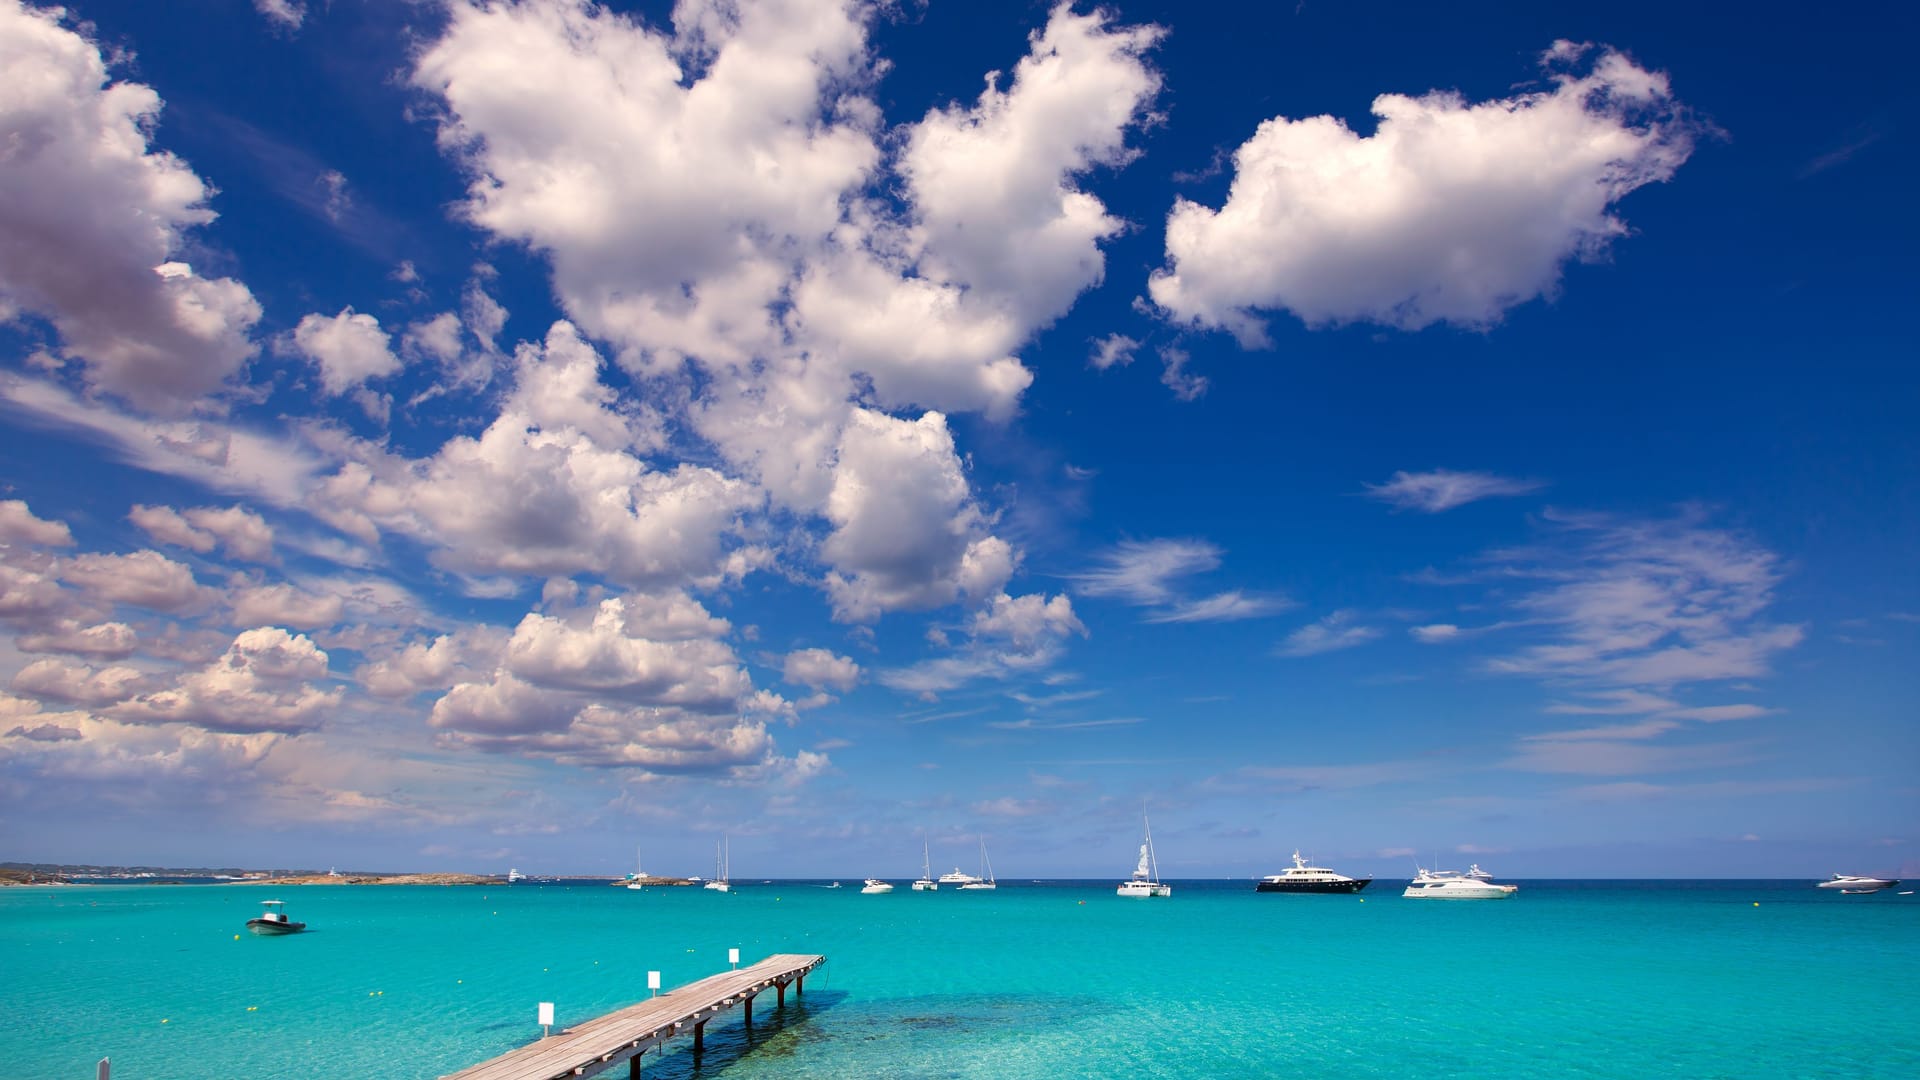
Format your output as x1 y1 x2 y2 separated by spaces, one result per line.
1363 469 1545 513
1523 718 1681 742
987 717 1143 731
1482 509 1803 689
1504 736 1764 776
1144 590 1295 624
1075 539 1290 624
1559 776 1849 801
1088 333 1139 370
1075 538 1219 604
1544 689 1678 715
1275 610 1380 657
1797 129 1884 179
971 797 1054 817
1158 346 1208 401
1006 689 1105 707
1239 759 1430 791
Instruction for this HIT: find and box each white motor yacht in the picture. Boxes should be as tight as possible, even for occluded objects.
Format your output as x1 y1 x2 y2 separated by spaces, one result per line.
860 878 894 894
1817 874 1900 894
1403 867 1518 900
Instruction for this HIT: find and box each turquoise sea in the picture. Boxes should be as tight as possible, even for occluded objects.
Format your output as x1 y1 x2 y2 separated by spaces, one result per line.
3 879 1915 1078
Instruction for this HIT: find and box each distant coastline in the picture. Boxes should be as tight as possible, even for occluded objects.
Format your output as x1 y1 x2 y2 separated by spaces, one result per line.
0 863 626 887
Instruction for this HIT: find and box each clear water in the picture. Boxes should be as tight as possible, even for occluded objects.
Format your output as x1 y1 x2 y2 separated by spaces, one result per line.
3 880 1914 1078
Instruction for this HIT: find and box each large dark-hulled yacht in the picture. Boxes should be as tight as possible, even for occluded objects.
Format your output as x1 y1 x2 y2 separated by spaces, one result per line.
1255 850 1372 894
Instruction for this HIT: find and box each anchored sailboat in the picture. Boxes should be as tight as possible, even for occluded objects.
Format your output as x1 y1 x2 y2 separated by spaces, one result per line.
703 836 731 892
1116 816 1171 897
912 837 937 891
957 838 996 890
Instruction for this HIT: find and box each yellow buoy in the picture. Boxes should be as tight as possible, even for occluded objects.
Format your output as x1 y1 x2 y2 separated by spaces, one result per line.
161 1019 169 1024
233 934 240 940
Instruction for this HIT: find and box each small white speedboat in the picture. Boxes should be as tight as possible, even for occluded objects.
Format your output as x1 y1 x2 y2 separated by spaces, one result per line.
860 878 893 894
1817 874 1900 894
246 900 307 935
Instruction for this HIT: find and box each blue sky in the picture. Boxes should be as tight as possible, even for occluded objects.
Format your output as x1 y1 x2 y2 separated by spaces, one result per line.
0 0 1913 879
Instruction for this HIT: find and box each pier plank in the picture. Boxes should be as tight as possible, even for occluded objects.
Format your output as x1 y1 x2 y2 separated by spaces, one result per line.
442 954 824 1080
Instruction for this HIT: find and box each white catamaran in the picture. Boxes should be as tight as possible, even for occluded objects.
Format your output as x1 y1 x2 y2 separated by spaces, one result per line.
1116 816 1171 897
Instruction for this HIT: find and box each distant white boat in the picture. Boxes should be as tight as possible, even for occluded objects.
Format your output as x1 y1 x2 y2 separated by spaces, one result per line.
1465 864 1493 881
625 847 646 890
507 867 525 884
957 839 996 890
1116 816 1171 898
861 878 893 894
1818 874 1900 894
1403 867 1517 900
912 838 937 891
703 837 731 892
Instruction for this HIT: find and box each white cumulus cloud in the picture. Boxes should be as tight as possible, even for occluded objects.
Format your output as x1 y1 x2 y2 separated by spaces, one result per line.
290 308 403 396
783 648 862 693
0 3 261 411
0 499 73 546
1150 41 1698 342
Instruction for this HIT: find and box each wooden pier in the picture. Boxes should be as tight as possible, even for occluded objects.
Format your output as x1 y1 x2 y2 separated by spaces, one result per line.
442 953 825 1080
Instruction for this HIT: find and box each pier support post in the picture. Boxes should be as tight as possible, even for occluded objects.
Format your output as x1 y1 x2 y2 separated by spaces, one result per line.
693 1020 705 1054
743 995 753 1026
777 982 786 1007
797 973 805 996
630 1050 641 1079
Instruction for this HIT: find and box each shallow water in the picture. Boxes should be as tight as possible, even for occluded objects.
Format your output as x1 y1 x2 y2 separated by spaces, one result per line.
3 880 1913 1078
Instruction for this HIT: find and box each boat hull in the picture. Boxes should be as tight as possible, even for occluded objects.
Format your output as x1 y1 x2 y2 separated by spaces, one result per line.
1255 878 1371 894
1117 883 1172 897
246 919 306 935
1403 884 1517 900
